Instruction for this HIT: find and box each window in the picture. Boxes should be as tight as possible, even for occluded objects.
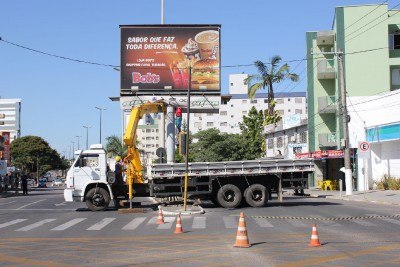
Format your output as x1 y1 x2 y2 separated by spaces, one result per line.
275 99 284 104
230 82 233 86
156 129 159 133
287 98 291 101
194 122 202 128
264 99 268 103
75 154 99 168
391 68 400 85
295 109 303 114
288 109 291 113
207 113 213 116
220 111 227 116
295 97 303 103
276 137 283 148
146 129 151 133
300 131 307 143
267 138 274 149
250 99 257 104
231 115 234 118
242 100 247 104
276 110 284 115
146 137 152 140
389 33 400 50
242 111 247 115
231 104 234 107
220 122 227 126
207 122 214 126
194 113 202 117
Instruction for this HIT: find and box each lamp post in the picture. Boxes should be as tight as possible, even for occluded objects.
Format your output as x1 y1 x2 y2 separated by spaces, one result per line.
71 141 75 159
95 106 106 144
83 125 91 149
75 135 81 150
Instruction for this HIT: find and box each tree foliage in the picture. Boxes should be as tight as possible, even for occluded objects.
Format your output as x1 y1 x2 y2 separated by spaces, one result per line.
10 136 67 174
105 135 127 159
240 106 265 158
244 55 298 116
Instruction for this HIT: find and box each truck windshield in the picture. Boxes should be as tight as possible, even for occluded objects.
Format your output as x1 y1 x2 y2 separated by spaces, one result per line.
74 154 99 168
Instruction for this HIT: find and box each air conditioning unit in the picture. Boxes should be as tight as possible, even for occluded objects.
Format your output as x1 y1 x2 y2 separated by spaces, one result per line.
290 136 296 142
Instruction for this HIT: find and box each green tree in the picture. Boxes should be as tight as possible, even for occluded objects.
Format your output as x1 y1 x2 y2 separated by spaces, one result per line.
240 107 265 158
245 55 298 117
10 136 67 174
105 135 127 159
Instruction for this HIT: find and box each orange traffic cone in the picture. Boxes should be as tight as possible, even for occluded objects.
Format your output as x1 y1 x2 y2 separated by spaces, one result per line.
174 212 183 234
309 224 321 247
156 208 164 225
234 212 251 248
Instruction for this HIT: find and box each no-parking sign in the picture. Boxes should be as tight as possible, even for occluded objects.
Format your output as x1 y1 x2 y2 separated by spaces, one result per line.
358 141 370 159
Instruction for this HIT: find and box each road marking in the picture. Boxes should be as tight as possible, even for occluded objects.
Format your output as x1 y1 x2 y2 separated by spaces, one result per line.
15 219 56 231
122 217 146 230
146 216 158 225
284 219 308 227
253 217 274 227
87 218 116 231
54 202 67 206
17 199 47 210
223 216 237 228
336 214 376 227
310 215 342 227
367 214 400 226
51 218 86 231
0 219 27 229
157 217 175 229
192 217 206 229
0 201 16 205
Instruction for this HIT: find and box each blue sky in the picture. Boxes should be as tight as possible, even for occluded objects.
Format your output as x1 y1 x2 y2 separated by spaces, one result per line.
0 0 386 157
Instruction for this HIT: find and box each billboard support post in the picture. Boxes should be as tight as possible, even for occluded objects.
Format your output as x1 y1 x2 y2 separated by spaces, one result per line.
183 66 191 211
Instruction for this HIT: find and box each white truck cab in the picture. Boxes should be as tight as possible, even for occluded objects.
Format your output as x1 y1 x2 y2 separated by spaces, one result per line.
64 144 116 211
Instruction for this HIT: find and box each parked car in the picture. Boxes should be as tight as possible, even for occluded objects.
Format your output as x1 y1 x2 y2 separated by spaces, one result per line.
52 179 63 187
27 179 35 187
38 178 47 188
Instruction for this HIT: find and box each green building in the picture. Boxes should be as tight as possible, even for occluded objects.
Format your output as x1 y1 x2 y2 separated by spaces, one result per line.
306 3 400 187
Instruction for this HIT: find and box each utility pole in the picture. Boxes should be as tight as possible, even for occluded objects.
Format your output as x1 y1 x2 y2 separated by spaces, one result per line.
83 125 91 150
183 66 191 211
338 48 352 195
75 135 81 150
95 107 106 144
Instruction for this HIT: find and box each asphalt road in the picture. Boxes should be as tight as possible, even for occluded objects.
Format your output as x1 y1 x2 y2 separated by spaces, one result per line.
0 187 400 266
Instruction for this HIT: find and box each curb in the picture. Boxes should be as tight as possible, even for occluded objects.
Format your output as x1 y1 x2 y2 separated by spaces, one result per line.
159 205 205 216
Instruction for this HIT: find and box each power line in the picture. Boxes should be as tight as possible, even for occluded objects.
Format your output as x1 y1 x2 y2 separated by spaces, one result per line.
344 1 388 30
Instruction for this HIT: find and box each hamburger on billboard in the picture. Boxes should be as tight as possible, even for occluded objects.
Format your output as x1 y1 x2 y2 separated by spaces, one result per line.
120 25 221 94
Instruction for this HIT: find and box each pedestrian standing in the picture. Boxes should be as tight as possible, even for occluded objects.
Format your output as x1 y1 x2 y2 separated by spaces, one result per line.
21 174 28 195
14 174 19 194
4 174 9 192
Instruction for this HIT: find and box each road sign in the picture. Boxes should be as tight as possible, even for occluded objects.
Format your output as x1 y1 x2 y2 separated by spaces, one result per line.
358 141 370 159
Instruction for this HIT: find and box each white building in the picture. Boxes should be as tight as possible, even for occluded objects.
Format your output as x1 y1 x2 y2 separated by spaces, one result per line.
348 90 400 191
189 74 307 135
0 98 21 141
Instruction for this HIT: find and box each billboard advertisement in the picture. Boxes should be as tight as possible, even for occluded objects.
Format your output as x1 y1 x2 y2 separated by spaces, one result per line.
120 25 221 94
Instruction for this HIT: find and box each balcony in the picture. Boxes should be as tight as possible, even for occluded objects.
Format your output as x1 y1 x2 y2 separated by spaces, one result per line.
318 133 337 147
316 31 334 46
317 59 335 79
318 96 337 114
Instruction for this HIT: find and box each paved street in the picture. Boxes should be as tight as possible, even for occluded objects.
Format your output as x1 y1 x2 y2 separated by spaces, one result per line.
1 187 400 266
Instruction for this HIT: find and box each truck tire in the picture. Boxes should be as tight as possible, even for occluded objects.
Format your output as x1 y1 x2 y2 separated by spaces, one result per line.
244 184 268 207
217 184 242 209
85 187 110 211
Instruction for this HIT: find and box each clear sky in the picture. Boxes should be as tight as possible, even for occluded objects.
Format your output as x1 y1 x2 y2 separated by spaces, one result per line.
0 0 386 157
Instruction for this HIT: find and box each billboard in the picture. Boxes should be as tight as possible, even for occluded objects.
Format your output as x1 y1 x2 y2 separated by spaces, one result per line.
120 25 221 94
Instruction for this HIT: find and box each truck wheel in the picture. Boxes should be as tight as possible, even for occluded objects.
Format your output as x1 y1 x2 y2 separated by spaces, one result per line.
217 184 242 209
244 184 268 207
85 187 110 211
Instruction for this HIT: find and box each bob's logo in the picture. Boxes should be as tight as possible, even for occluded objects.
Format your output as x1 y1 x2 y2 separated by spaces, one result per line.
132 72 160 84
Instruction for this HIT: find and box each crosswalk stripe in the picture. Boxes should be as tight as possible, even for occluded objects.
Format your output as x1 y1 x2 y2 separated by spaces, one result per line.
253 217 274 227
87 218 116 231
310 215 342 227
146 217 158 225
157 217 175 229
51 218 86 231
336 214 376 227
0 219 27 229
122 217 146 230
284 219 308 227
223 216 237 229
192 217 206 229
15 219 56 231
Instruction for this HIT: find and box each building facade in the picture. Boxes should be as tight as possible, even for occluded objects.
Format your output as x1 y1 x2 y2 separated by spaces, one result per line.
0 98 21 142
306 4 400 188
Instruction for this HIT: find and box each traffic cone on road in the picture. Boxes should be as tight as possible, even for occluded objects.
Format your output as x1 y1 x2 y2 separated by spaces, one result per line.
234 212 251 248
309 224 321 247
156 207 164 225
174 212 183 234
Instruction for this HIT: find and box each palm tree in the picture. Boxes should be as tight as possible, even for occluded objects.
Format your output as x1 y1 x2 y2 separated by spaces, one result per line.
105 135 127 159
245 55 299 116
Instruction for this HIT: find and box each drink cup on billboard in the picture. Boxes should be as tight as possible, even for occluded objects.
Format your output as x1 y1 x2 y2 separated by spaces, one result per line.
195 30 219 60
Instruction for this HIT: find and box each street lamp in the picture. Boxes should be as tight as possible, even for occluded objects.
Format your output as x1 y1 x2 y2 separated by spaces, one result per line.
95 106 106 144
71 141 75 159
75 135 81 150
83 125 92 150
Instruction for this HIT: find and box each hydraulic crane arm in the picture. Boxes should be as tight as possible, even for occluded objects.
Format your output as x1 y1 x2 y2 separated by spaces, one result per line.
122 101 166 202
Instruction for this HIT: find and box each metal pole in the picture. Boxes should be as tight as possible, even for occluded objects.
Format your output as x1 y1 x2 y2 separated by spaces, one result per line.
75 136 81 150
95 107 106 144
83 126 91 150
71 141 75 159
338 49 352 195
161 0 164 24
183 66 191 211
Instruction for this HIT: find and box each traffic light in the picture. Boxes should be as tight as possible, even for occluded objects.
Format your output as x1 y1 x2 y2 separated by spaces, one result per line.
178 132 187 155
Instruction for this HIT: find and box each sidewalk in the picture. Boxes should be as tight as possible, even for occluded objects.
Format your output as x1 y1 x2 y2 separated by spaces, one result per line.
304 188 400 206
